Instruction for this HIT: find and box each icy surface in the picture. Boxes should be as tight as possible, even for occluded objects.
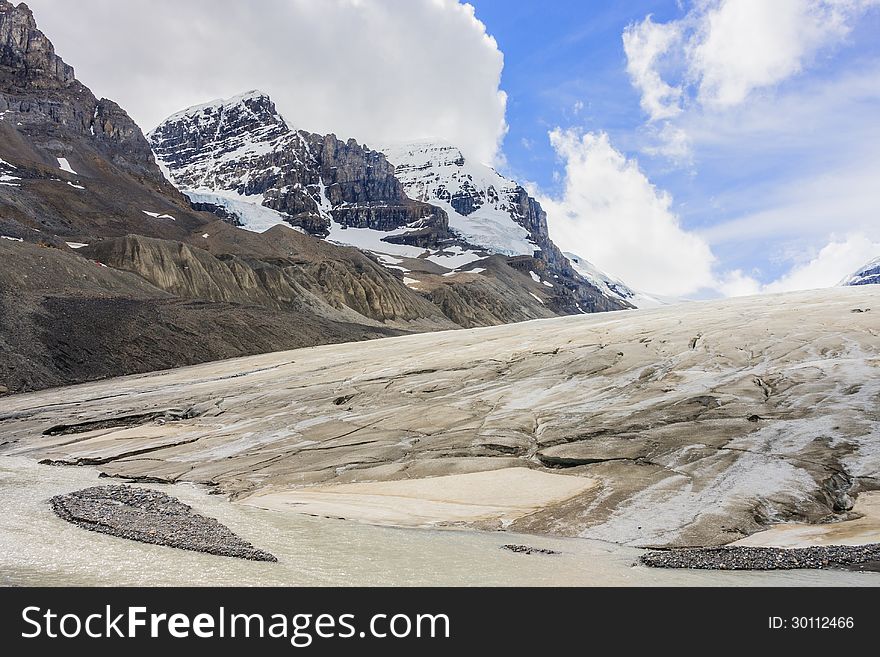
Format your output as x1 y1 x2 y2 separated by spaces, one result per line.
185 190 291 233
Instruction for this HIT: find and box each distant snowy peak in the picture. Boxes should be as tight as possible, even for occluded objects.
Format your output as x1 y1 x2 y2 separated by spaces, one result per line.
840 257 880 286
381 140 538 257
564 252 671 309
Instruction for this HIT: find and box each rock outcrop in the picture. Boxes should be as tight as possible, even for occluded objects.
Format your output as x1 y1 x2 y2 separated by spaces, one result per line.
82 230 455 329
0 2 206 243
0 238 407 393
0 1 74 86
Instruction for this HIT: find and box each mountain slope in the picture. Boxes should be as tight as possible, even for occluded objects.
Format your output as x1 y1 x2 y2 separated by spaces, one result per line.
148 91 448 242
840 257 880 287
0 1 208 244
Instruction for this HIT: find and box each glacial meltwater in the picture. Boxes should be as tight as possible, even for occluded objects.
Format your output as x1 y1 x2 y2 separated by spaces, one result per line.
1 457 877 587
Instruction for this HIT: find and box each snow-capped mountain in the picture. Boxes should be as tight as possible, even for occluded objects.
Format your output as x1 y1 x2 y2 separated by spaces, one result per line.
148 91 447 239
150 92 632 316
380 140 584 279
564 252 672 309
840 257 880 287
381 140 538 257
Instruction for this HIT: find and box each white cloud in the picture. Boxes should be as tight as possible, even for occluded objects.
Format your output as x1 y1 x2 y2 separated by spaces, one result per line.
641 123 693 164
622 16 683 121
26 0 507 164
720 234 880 296
764 233 880 292
540 129 716 297
716 269 762 297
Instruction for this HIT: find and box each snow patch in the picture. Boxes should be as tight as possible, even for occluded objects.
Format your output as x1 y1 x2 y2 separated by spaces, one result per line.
57 157 77 175
142 210 176 221
1 235 23 242
65 242 88 249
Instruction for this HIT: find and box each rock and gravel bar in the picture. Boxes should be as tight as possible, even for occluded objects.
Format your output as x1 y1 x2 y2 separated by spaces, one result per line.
640 544 880 571
50 485 277 562
501 544 561 556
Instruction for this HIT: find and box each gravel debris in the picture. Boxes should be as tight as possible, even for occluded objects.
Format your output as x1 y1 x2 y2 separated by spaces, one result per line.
50 485 277 562
641 543 880 571
501 544 561 556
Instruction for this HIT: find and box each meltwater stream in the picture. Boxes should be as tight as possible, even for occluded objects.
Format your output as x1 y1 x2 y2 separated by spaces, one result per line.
1 457 877 587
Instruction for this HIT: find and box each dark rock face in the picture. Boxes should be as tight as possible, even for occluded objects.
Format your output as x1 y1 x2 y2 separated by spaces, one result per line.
148 92 448 240
0 1 207 243
50 485 277 562
0 1 74 87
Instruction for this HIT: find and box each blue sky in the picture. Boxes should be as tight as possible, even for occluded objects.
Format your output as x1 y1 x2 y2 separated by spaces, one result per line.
471 0 880 297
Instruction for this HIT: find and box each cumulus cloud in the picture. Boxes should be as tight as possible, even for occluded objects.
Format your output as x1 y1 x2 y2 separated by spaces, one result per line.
539 129 716 297
26 0 507 163
720 234 880 296
764 233 880 293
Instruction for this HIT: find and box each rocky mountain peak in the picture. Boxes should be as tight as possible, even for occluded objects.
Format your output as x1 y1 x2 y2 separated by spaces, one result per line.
149 91 448 239
0 1 75 87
